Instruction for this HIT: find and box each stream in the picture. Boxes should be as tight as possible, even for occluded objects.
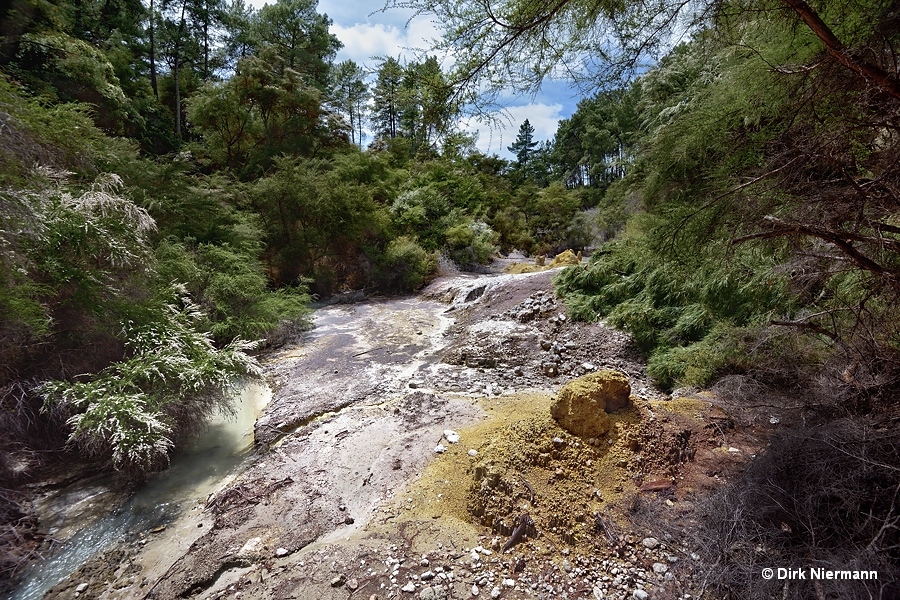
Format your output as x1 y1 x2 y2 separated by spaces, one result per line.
12 383 272 600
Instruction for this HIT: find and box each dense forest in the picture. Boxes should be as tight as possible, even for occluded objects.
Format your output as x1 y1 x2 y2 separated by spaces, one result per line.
2 0 900 595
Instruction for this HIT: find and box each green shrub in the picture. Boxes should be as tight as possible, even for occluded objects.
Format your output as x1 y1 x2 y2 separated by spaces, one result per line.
444 218 498 267
378 236 438 292
156 239 310 345
490 206 534 253
390 184 449 250
530 183 581 253
0 73 109 183
41 290 260 473
557 228 798 389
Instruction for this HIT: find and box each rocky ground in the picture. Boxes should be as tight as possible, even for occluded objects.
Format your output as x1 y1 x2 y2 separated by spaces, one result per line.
35 263 767 600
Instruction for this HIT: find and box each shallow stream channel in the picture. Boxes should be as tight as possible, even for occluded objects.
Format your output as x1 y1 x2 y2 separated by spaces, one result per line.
13 383 272 600
12 273 510 599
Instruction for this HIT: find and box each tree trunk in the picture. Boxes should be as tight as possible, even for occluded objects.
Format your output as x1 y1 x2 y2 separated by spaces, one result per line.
174 52 181 137
347 83 356 146
174 2 187 138
781 0 900 100
203 0 209 79
356 97 365 149
149 0 158 98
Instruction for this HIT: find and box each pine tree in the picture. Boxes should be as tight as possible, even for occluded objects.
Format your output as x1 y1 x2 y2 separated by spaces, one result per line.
372 56 404 140
508 119 538 181
330 59 369 148
254 0 341 88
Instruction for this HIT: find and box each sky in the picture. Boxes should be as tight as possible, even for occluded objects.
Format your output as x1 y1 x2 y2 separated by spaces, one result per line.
247 0 582 159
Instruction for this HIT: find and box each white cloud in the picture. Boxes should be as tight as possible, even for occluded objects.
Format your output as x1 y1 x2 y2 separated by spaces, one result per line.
463 103 565 159
317 0 416 30
330 17 441 68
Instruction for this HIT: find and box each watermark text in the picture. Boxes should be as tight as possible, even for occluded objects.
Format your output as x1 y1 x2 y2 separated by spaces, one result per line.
761 567 878 581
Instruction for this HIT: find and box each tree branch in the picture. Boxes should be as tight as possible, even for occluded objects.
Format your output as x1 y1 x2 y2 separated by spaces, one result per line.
732 216 897 279
781 0 900 100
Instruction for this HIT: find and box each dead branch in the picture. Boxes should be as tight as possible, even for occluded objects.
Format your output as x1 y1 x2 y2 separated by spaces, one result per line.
733 216 898 280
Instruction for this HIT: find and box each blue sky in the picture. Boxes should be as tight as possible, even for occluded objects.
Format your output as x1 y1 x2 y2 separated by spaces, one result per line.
248 0 582 159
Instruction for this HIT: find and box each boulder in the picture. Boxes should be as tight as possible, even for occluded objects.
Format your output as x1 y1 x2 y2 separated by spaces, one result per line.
550 370 631 437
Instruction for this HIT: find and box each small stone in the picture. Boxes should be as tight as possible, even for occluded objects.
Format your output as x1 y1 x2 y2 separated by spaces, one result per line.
490 587 502 598
403 581 417 593
652 562 668 574
75 583 88 593
348 578 359 590
444 430 460 443
502 578 515 588
419 586 438 600
421 570 435 581
427 585 448 600
641 537 660 549
552 437 565 448
409 381 420 389
345 516 355 525
593 585 605 599
434 444 447 454
237 536 263 558
331 574 347 587
472 584 480 596
582 362 596 371
275 547 289 557
468 449 478 457
633 590 649 600
561 559 573 573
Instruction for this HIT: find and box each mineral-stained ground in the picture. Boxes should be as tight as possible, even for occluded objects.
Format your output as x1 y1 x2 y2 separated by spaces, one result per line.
36 265 766 600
